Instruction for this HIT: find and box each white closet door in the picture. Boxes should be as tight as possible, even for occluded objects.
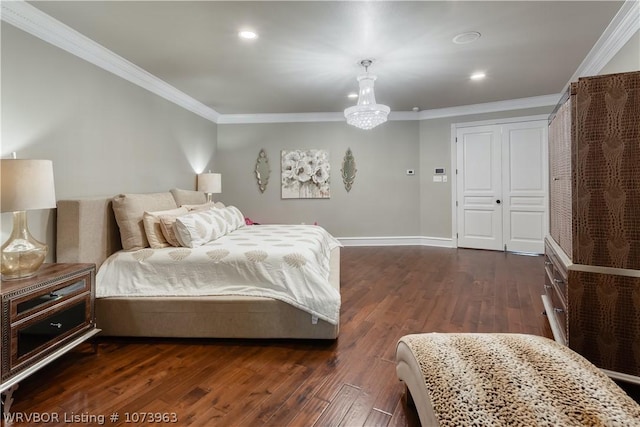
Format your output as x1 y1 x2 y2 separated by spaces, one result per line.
502 121 548 253
455 120 548 254
456 125 503 251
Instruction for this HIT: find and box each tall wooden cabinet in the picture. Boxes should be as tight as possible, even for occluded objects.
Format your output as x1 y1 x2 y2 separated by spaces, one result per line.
544 70 640 383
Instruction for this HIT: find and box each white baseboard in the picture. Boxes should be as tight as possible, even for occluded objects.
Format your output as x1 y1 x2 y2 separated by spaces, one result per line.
337 236 454 248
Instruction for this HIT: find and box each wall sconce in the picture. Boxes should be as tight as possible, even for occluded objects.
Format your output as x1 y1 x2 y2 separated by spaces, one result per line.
1 159 56 280
197 172 222 202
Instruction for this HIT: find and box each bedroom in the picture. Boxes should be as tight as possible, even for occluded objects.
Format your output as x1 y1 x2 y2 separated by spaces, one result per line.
1 0 640 425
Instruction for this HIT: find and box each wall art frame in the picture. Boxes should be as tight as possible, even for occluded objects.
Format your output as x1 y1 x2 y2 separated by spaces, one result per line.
281 149 330 199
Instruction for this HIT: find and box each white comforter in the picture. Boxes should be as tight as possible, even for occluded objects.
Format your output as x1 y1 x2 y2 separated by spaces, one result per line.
96 224 341 325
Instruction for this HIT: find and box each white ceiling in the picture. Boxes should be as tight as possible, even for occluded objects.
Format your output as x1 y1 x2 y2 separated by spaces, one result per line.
27 1 625 115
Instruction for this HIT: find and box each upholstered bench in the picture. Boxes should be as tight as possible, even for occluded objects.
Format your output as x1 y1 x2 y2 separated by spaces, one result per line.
396 333 640 426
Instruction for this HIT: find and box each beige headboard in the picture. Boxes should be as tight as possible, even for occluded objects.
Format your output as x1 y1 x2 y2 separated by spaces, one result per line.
57 197 122 268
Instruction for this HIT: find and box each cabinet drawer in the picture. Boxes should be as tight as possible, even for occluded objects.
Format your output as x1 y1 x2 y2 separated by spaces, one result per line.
11 272 91 321
11 295 91 369
544 272 567 330
544 257 567 305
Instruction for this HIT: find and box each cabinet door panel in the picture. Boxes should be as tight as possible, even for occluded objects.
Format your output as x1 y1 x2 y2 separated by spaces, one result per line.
548 96 573 258
568 270 640 377
574 72 640 269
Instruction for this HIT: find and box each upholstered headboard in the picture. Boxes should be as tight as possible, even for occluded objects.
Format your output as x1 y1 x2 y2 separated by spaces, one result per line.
56 197 122 268
56 189 208 268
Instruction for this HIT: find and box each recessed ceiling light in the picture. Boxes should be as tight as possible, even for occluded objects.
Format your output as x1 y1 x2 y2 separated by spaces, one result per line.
470 72 486 80
347 93 358 99
239 30 258 40
453 31 481 44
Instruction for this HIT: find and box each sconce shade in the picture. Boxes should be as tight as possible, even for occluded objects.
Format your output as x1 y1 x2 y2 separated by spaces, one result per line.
1 159 56 212
197 173 222 194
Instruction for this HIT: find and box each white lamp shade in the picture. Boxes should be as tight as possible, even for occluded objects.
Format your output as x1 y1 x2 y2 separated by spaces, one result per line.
197 173 222 194
1 159 56 212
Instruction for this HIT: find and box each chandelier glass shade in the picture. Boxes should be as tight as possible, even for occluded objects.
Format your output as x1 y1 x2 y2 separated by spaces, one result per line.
344 60 390 130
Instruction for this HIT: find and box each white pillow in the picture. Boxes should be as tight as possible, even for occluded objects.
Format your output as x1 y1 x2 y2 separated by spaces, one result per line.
181 202 217 211
222 206 246 230
143 207 188 249
181 201 226 211
174 209 229 248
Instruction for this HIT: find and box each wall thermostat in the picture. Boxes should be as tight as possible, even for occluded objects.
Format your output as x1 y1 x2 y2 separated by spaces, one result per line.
435 168 446 174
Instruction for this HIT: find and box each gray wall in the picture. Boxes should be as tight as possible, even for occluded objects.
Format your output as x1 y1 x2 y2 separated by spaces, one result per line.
1 25 218 259
215 107 554 240
216 121 420 238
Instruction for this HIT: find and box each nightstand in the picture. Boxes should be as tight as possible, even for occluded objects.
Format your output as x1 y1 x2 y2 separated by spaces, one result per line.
0 263 100 411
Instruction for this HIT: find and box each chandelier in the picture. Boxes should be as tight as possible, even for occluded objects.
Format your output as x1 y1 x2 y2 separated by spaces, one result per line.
344 59 390 130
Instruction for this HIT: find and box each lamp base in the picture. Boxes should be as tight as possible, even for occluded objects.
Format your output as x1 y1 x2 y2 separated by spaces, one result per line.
1 211 48 280
205 193 214 203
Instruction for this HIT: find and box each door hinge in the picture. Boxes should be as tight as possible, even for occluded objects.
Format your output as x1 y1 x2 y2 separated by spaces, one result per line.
504 244 507 252
456 201 458 207
456 169 458 174
455 137 458 142
456 233 459 238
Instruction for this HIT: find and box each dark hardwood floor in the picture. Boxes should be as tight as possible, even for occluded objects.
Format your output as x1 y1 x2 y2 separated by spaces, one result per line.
5 247 562 426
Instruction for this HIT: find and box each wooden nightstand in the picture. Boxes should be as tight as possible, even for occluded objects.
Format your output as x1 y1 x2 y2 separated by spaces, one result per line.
0 263 100 411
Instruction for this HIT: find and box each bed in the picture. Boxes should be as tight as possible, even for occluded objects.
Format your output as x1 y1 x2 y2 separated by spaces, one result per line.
55 191 341 339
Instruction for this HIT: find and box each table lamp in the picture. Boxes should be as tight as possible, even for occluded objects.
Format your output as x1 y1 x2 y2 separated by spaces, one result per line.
1 159 56 280
197 172 222 203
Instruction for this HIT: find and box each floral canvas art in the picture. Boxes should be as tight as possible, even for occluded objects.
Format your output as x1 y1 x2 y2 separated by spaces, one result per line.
281 149 330 199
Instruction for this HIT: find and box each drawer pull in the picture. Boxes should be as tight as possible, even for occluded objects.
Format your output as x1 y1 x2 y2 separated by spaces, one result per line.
50 322 62 329
554 278 564 285
554 307 564 314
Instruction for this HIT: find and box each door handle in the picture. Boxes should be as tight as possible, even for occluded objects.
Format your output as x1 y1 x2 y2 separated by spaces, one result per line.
496 200 501 204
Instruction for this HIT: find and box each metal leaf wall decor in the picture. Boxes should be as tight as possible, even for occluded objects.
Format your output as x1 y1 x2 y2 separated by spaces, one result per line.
255 148 271 193
341 148 357 192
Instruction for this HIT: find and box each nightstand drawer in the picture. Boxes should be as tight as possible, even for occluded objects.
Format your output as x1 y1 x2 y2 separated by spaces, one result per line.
11 294 91 370
11 272 91 322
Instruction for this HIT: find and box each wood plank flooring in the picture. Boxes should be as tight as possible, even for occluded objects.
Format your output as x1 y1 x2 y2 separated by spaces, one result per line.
2 246 573 426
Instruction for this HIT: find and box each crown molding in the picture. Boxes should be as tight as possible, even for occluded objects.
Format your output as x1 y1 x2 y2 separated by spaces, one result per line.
217 94 558 124
417 94 561 120
217 110 420 125
1 0 220 123
218 112 343 125
564 0 639 91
